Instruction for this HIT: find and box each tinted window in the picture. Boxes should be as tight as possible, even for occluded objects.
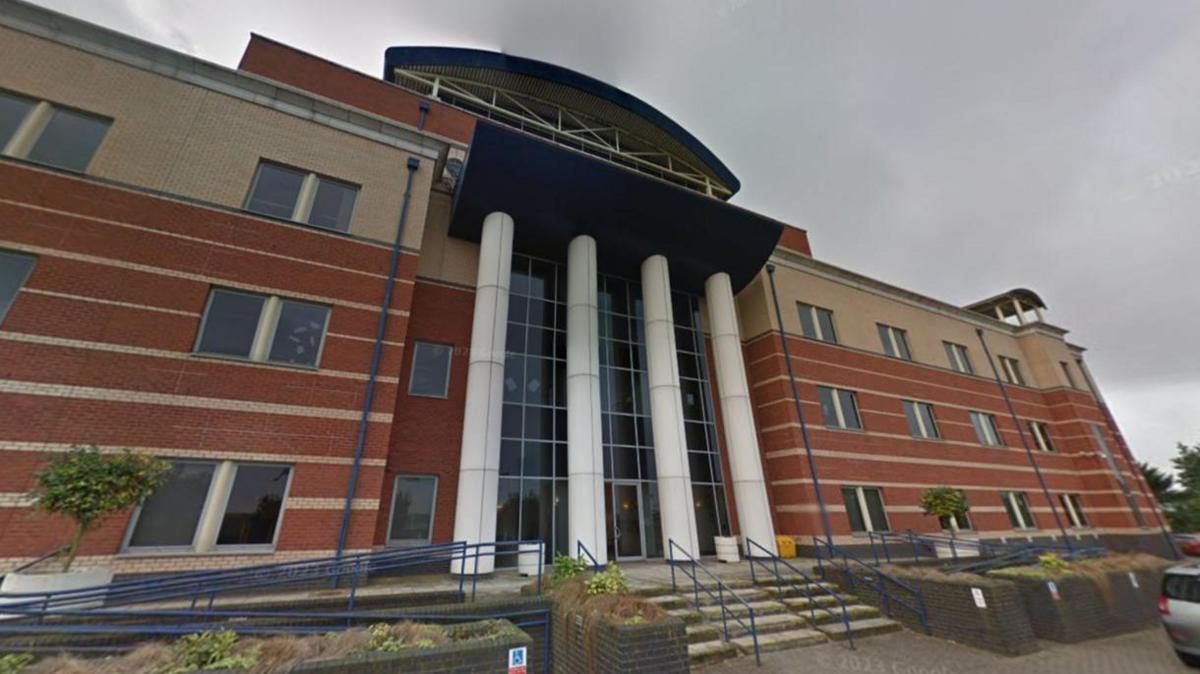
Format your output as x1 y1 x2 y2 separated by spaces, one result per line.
863 489 889 531
388 476 437 544
817 308 837 344
797 303 818 339
216 464 290 546
26 108 109 172
196 290 265 358
409 341 453 397
267 299 329 366
0 250 36 324
818 386 839 426
127 462 215 548
0 91 34 148
246 163 305 219
838 389 862 429
843 488 866 533
306 177 358 231
920 404 939 439
1164 574 1200 603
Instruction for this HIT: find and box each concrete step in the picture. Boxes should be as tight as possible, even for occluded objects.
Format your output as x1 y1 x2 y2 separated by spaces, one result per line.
630 585 678 598
761 582 838 599
646 594 689 610
666 607 704 624
725 612 809 636
732 628 826 654
686 623 722 644
690 577 756 591
700 599 788 620
683 587 772 605
781 593 858 609
802 604 880 625
753 572 822 587
817 617 903 641
688 639 739 666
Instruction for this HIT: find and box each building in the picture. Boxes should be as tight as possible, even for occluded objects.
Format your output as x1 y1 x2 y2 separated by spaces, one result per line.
0 0 1169 577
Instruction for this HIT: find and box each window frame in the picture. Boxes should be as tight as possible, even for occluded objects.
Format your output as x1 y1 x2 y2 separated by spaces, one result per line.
1001 491 1037 530
1059 361 1078 388
969 411 1003 446
385 474 439 547
193 288 330 369
1028 420 1056 452
902 400 940 439
120 460 293 555
998 356 1026 386
407 341 454 399
0 249 36 326
796 302 837 344
1059 493 1089 528
877 323 912 361
0 91 111 173
817 385 863 431
243 159 360 233
943 341 974 375
842 486 890 533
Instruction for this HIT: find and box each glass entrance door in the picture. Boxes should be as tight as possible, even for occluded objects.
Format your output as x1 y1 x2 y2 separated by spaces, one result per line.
605 482 645 560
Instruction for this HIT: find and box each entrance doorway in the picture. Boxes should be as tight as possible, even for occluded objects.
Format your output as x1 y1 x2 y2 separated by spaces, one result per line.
605 481 645 561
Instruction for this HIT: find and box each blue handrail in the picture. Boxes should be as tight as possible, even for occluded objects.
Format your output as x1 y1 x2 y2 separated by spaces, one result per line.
948 544 1107 575
868 530 1102 566
576 541 603 573
745 538 854 649
668 539 761 666
812 537 930 635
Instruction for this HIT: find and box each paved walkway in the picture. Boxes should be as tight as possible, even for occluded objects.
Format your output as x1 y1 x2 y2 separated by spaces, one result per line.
697 627 1188 673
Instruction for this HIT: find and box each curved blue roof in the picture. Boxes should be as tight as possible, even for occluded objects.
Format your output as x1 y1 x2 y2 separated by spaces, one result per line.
383 46 740 195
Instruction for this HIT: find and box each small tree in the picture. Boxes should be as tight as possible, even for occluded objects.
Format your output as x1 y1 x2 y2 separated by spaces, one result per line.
30 446 170 571
919 486 970 538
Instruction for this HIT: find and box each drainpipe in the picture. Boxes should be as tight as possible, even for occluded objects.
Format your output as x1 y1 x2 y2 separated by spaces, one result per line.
975 329 1072 551
765 264 834 546
335 156 421 569
1076 360 1179 559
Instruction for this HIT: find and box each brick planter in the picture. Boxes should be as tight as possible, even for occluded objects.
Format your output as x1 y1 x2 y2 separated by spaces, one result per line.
550 598 688 674
994 568 1164 643
288 620 532 674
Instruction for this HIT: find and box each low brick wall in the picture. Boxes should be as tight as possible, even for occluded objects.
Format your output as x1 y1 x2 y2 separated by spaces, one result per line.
550 598 688 674
821 566 1037 656
996 568 1164 643
291 620 532 674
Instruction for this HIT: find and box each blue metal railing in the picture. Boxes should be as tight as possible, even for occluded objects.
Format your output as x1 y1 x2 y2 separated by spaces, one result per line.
668 539 761 666
575 541 603 573
867 530 1106 568
0 540 553 667
745 538 854 649
812 537 930 635
947 544 1107 575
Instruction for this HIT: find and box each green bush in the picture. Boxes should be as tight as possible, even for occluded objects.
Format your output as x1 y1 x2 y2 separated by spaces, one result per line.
585 562 629 596
30 446 170 571
550 553 589 585
169 630 258 673
0 654 32 674
1039 552 1070 573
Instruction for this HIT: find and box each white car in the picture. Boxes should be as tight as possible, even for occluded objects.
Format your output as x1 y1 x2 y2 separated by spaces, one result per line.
1162 563 1200 666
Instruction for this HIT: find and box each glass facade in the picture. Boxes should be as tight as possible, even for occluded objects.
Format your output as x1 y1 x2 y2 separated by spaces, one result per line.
496 253 731 562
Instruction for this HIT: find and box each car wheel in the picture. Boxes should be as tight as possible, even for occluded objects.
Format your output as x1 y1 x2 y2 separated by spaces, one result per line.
1177 651 1200 667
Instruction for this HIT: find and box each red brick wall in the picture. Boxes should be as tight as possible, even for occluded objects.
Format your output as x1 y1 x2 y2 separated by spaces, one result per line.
777 226 812 257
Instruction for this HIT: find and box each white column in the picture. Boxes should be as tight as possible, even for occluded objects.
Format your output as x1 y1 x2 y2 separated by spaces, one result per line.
451 211 514 575
641 255 701 559
705 272 777 556
566 235 607 565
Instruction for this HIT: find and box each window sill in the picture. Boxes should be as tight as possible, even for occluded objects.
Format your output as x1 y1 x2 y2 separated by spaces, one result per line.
191 351 321 373
823 426 866 434
407 391 450 400
118 547 277 558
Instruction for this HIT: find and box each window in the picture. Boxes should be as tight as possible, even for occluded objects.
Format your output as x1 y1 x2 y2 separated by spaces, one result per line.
843 486 889 533
902 400 940 439
195 289 330 367
970 411 1003 446
124 460 292 552
409 342 453 398
998 356 1026 386
1001 491 1036 529
387 475 438 546
877 323 912 360
1060 361 1077 388
797 302 837 343
1028 420 1055 452
818 386 862 430
944 341 974 374
245 161 359 233
1059 493 1089 528
0 250 36 325
0 91 110 172
939 493 973 532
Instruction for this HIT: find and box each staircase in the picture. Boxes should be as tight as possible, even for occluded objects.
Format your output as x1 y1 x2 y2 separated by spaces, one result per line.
635 573 901 667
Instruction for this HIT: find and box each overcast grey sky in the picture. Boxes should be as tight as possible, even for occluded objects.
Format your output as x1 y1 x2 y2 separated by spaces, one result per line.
30 0 1200 473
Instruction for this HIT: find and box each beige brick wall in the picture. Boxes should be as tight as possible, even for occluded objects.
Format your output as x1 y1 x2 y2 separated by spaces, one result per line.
0 26 434 249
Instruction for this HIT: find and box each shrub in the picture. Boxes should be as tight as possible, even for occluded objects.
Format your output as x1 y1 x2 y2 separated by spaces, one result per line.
1039 552 1070 573
366 622 447 652
0 654 32 674
550 553 589 585
30 446 170 571
169 630 258 673
586 562 629 596
919 486 970 536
